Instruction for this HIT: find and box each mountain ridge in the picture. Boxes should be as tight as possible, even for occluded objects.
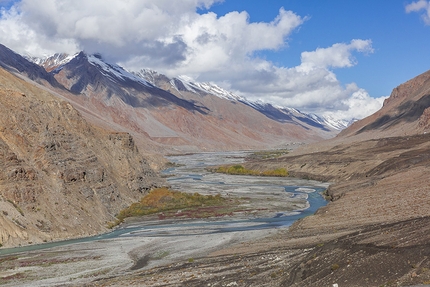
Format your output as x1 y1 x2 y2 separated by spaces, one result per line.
33 52 351 132
16 49 342 153
337 69 430 140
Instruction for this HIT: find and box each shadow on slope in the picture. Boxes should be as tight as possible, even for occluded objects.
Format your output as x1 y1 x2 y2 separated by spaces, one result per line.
358 94 430 133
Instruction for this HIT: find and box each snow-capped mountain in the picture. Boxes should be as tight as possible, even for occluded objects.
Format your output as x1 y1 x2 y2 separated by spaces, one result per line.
171 77 352 130
308 114 355 131
28 53 351 131
85 54 153 88
135 69 350 131
5 48 345 152
26 53 78 72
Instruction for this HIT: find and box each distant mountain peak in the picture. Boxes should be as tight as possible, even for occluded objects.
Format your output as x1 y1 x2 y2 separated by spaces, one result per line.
134 69 350 131
26 52 78 72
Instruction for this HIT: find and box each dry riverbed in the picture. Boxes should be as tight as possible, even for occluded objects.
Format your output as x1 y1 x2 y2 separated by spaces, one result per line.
0 205 296 287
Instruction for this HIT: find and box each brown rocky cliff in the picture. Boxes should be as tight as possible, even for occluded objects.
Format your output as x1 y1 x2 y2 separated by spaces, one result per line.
0 68 163 247
339 69 430 139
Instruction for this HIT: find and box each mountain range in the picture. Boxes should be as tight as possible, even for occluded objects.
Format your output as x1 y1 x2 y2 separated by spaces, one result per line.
20 48 349 153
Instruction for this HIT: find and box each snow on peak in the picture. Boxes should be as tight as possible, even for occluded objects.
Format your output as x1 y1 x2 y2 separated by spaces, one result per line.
173 76 246 102
133 68 163 86
309 114 352 130
87 54 152 87
26 53 78 71
132 68 352 131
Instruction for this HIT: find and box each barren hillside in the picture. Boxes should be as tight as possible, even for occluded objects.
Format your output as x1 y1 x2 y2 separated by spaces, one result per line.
0 68 162 247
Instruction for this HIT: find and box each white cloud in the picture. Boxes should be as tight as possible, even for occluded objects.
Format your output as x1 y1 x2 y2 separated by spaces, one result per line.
122 7 305 74
321 89 386 122
221 40 383 121
0 0 383 121
406 0 430 25
298 39 374 73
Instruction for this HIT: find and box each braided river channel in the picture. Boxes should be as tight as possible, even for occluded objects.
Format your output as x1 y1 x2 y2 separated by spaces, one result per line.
0 152 329 275
0 152 329 256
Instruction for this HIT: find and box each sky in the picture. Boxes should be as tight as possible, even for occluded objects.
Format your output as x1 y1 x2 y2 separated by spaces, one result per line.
0 0 429 121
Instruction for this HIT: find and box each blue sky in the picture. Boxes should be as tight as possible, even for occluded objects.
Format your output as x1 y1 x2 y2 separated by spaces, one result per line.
206 0 430 99
0 0 429 120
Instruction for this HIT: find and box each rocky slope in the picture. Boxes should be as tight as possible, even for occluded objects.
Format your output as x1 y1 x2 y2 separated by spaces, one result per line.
0 67 162 247
339 69 430 139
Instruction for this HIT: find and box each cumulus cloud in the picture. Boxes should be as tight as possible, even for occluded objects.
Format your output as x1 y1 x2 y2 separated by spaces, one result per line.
319 89 386 122
0 0 384 121
406 0 430 25
224 39 384 121
122 7 304 74
298 39 374 72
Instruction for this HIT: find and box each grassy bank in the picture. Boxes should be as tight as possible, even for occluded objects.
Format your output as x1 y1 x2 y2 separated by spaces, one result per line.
108 187 229 228
214 164 288 177
246 149 289 160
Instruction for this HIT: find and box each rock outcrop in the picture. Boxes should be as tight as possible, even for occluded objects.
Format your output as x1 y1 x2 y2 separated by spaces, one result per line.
339 69 430 139
0 68 162 247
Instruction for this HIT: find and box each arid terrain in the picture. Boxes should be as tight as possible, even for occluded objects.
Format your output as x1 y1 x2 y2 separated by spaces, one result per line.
4 132 425 287
0 67 163 248
81 134 430 287
81 71 430 286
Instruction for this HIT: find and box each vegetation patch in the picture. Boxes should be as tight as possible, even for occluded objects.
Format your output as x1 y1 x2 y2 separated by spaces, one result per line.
0 256 18 265
77 268 112 279
164 161 184 168
16 255 100 268
109 187 229 227
322 189 331 200
246 149 290 160
331 263 340 271
214 164 288 177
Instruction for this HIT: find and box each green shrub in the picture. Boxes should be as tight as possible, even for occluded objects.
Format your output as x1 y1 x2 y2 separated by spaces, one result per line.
248 149 289 160
216 165 288 177
331 263 340 271
114 188 226 224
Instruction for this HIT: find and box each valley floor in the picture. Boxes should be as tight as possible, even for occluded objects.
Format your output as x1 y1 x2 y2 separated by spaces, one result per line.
91 216 430 287
2 135 430 286
89 137 430 287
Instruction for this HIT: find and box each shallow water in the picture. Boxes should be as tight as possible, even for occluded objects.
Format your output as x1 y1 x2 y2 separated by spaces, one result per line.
164 151 329 225
0 151 329 256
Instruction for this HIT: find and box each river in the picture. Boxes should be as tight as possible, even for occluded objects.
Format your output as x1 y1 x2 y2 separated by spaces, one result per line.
0 152 330 287
0 151 328 256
